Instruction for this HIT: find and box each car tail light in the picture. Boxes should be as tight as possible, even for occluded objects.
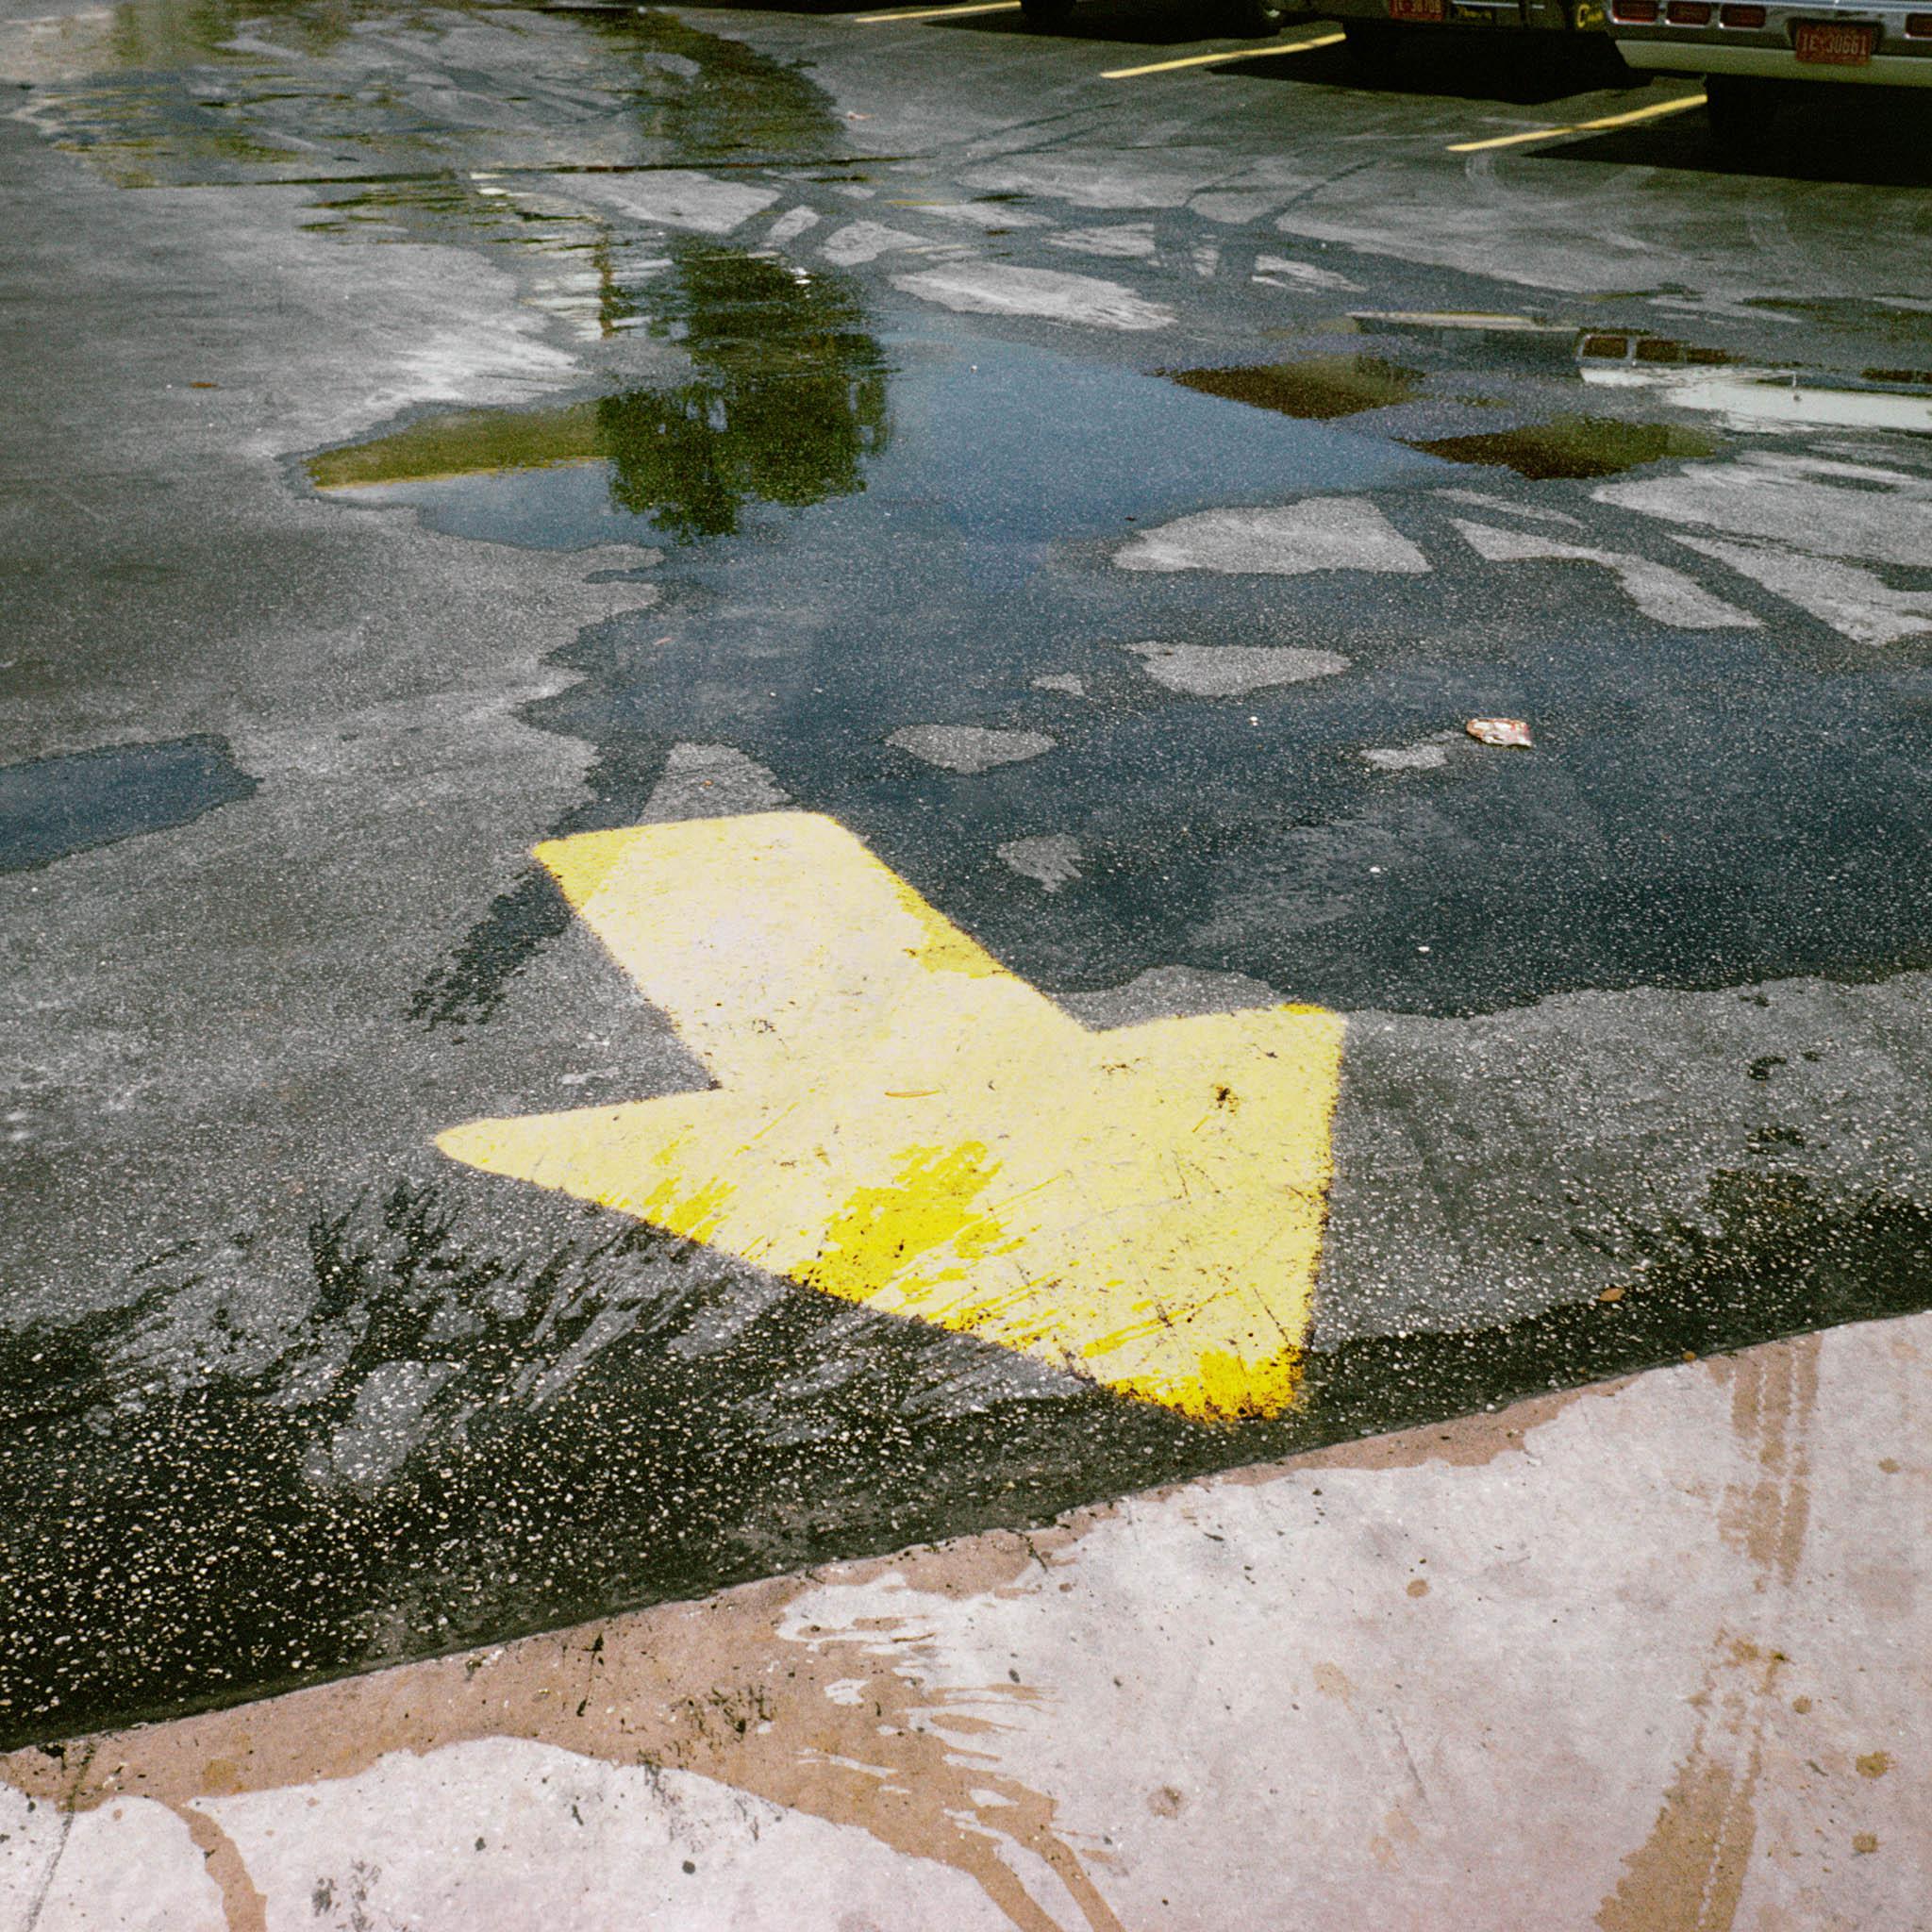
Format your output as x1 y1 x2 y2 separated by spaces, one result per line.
1667 2 1714 22
1720 3 1766 23
1906 10 1932 30
1612 0 1660 19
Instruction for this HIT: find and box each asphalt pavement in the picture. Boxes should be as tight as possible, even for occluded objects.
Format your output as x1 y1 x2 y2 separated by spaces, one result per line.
1 0 1929 1918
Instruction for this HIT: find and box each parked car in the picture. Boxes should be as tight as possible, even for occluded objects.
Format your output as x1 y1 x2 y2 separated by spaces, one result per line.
1289 0 1611 74
1607 0 1932 142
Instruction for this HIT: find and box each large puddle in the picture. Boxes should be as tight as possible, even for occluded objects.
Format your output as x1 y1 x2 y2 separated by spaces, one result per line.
298 232 1932 1036
309 247 1432 554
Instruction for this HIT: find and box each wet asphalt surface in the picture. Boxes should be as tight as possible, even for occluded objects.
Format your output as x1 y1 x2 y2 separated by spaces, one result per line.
2 0 1931 1744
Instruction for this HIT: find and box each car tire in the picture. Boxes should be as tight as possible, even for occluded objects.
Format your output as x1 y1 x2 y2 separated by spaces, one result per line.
1705 75 1779 152
1343 19 1403 75
1019 0 1076 19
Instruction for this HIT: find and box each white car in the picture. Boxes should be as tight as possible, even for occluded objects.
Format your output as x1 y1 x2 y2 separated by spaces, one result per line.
1608 0 1932 142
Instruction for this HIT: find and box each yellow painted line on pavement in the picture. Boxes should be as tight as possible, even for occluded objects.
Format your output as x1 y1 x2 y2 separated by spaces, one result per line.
849 2 1022 22
1102 31 1343 78
1447 91 1707 153
437 812 1345 1423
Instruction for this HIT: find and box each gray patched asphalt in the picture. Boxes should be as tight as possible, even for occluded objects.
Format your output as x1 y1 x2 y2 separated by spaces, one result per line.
2 0 1929 1745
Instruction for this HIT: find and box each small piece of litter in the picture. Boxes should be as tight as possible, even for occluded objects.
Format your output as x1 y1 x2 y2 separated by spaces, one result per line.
1466 717 1533 747
1598 1286 1626 1304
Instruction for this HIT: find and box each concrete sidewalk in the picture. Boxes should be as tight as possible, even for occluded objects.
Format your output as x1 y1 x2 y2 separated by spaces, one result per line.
5 1312 1924 1932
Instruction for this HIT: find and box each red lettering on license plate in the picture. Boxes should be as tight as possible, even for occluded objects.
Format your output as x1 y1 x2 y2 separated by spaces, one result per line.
1391 0 1448 20
1792 20 1876 59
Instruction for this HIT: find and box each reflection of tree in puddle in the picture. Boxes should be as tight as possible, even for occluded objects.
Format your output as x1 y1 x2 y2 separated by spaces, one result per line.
310 243 892 544
604 244 891 541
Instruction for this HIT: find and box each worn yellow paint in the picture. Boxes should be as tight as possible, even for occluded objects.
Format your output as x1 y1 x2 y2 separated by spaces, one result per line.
1100 32 1343 79
437 812 1345 1422
1447 91 1706 154
849 2 1022 22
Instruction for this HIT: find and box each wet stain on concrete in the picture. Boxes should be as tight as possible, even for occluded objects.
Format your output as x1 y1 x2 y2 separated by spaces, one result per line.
0 735 255 873
1408 415 1720 480
1595 1339 1820 1929
405 738 671 1028
1163 355 1423 422
1283 1381 1596 1474
1596 1637 1785 1932
179 1802 268 1932
1710 1333 1818 1588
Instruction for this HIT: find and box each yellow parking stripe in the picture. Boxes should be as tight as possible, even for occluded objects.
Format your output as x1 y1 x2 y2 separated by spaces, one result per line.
849 2 1023 22
1102 31 1344 77
1447 91 1707 153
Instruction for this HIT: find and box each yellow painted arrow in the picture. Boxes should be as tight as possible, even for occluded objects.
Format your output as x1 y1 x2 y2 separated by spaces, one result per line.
437 813 1344 1422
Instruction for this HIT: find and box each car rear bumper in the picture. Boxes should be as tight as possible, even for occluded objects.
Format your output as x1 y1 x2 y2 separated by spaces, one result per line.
1611 5 1932 79
1311 0 1607 31
1619 38 1932 75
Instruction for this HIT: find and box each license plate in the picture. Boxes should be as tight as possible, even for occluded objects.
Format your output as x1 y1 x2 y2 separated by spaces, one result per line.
1391 0 1447 20
1792 20 1875 60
